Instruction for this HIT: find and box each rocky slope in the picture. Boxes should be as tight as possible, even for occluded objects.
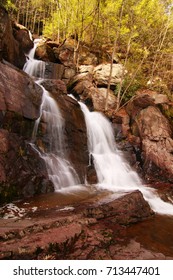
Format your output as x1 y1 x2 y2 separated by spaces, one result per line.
1 6 173 261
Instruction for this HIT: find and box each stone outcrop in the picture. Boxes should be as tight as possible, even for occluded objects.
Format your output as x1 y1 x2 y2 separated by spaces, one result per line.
68 71 118 113
84 190 154 224
126 90 173 181
44 63 65 80
41 79 67 96
0 6 26 68
0 60 90 203
0 190 155 260
93 63 124 87
135 106 173 179
35 42 57 63
12 22 34 53
0 61 55 204
0 62 42 120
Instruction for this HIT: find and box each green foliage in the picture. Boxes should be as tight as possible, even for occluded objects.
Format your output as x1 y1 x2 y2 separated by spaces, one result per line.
117 73 146 104
6 0 173 103
1 0 16 11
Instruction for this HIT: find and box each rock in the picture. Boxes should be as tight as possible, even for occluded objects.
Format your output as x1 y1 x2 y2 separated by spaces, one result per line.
35 42 57 62
93 63 124 87
0 61 42 120
46 40 60 49
134 106 173 179
0 6 26 68
84 190 154 224
12 22 34 53
126 93 155 121
40 62 65 80
96 88 117 110
68 72 94 107
112 108 130 138
0 129 54 204
78 50 98 65
54 44 74 66
0 61 56 204
68 73 117 112
79 65 94 74
63 66 76 81
41 79 67 96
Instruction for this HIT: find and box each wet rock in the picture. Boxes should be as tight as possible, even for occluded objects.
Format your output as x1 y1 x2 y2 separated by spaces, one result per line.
0 61 55 204
112 108 130 137
36 82 89 183
41 79 67 96
125 89 173 181
84 190 154 224
0 61 42 120
53 95 89 182
44 62 65 80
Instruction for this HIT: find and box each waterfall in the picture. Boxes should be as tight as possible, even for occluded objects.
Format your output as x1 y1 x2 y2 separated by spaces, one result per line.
80 102 173 215
23 39 45 78
24 39 173 215
24 40 80 191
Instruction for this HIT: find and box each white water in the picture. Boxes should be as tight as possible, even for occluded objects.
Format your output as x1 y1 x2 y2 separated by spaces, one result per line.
80 102 173 215
24 40 173 214
35 81 80 190
23 39 45 78
24 41 80 190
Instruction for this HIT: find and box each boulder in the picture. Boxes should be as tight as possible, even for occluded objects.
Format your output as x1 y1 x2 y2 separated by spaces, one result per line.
93 63 124 87
44 62 65 80
41 79 67 96
79 65 94 74
12 22 34 53
84 190 154 224
54 44 74 66
0 6 26 68
126 93 155 121
78 48 98 65
134 106 173 180
0 62 42 120
63 66 77 82
68 73 117 112
35 42 57 63
96 88 117 109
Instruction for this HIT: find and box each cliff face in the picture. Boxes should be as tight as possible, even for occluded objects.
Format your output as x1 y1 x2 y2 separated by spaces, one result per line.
0 61 53 204
0 60 89 204
0 6 31 68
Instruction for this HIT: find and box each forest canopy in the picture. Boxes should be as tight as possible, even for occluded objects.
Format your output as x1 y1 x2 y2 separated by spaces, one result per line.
2 0 173 100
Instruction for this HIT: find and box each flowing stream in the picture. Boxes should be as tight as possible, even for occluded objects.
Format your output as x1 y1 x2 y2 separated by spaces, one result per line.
80 102 173 215
24 40 80 191
24 39 173 215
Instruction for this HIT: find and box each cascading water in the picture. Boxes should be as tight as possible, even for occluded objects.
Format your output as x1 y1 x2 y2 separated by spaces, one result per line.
24 39 173 215
23 39 45 78
80 102 173 215
24 40 80 191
